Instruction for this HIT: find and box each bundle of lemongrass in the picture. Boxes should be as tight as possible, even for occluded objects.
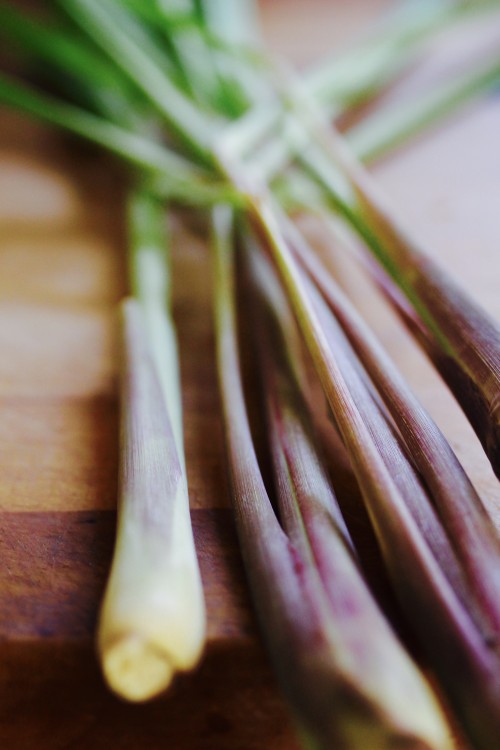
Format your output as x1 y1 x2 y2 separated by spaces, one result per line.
1 0 500 747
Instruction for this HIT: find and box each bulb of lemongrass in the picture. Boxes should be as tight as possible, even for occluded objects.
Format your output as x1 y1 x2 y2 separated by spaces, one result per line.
97 190 205 701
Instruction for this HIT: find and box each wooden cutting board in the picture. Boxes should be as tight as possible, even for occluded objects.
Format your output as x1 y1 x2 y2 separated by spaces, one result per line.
0 2 499 748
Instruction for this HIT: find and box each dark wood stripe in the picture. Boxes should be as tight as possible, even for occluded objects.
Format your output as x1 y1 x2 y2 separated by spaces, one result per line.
0 508 256 642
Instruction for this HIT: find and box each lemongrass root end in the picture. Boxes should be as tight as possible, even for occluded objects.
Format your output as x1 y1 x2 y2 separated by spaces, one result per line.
101 634 176 702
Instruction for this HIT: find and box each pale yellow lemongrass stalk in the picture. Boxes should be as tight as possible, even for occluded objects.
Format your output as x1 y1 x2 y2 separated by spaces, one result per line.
97 190 205 701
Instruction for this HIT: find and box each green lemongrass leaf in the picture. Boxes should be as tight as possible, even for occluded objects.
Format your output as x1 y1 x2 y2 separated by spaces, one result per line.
248 193 500 750
120 0 264 65
140 171 243 207
118 0 202 99
116 0 167 26
289 222 500 639
0 3 143 125
0 4 127 93
305 0 473 109
126 0 223 109
249 45 500 187
166 0 260 118
0 74 240 206
219 1 500 190
216 0 478 170
349 54 500 162
60 0 218 165
120 0 196 31
121 0 262 116
61 0 180 85
0 72 181 172
186 18 271 112
212 205 452 750
98 298 205 701
157 18 235 117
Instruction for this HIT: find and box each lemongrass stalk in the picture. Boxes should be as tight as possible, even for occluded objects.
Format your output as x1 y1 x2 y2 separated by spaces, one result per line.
98 191 205 700
284 85 500 478
245 240 457 750
242 240 353 548
285 258 479 619
287 220 500 635
212 204 452 750
98 297 204 701
370 257 500 478
308 283 477 610
244 192 500 749
126 190 187 468
0 9 207 701
244 233 470 609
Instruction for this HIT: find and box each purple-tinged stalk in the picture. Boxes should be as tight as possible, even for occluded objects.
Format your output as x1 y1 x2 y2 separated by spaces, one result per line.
212 204 452 750
289 95 500 478
285 219 500 643
242 238 354 553
244 229 472 621
98 299 205 701
247 194 500 750
243 239 457 750
244 234 464 607
371 256 500 479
